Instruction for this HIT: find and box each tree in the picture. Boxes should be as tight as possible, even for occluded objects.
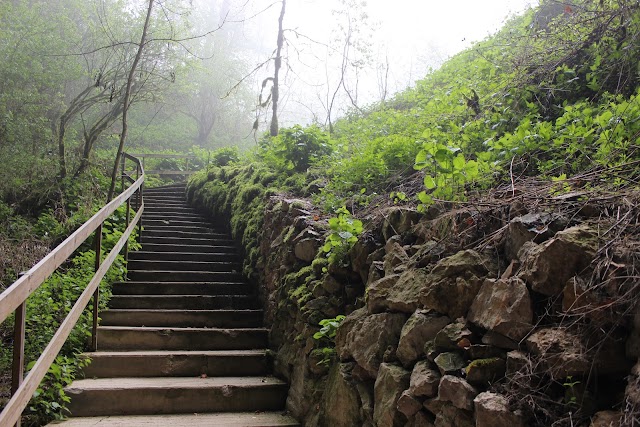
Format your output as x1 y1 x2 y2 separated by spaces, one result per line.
269 0 286 136
107 0 155 201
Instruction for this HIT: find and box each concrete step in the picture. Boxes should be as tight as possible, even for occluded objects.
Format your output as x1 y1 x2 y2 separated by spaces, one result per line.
127 270 243 282
140 236 234 246
128 251 237 262
82 350 270 378
142 229 228 239
142 212 206 221
142 224 216 233
47 412 300 426
144 204 198 215
127 260 240 272
142 219 216 229
108 295 259 310
65 376 288 417
144 199 187 207
111 281 251 296
100 309 263 328
97 326 268 351
137 243 236 253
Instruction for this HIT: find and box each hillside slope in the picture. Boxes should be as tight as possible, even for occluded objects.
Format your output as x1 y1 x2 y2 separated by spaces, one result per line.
187 1 640 426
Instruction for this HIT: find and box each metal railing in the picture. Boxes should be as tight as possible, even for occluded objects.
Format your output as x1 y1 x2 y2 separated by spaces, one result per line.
0 154 144 427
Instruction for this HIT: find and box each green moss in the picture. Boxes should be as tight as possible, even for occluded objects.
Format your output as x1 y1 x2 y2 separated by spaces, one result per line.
465 357 503 374
284 265 314 290
311 257 329 275
289 284 311 305
282 226 296 243
238 184 264 204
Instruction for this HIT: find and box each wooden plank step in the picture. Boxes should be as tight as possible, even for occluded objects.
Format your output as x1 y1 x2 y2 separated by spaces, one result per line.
82 350 270 378
100 309 263 328
47 412 300 426
97 326 268 351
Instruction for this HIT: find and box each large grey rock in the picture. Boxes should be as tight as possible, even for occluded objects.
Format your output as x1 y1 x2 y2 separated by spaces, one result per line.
525 328 590 379
397 311 451 367
373 363 411 427
589 410 623 427
294 238 320 262
506 350 531 375
384 238 410 274
527 327 631 379
434 352 465 376
320 363 363 427
410 241 445 268
430 249 496 278
434 322 472 351
437 375 478 411
474 392 526 427
382 207 421 241
420 276 484 319
410 361 441 398
351 238 379 284
464 358 506 386
367 269 426 314
519 225 599 296
468 278 533 341
411 411 436 427
433 403 474 427
397 390 422 418
481 330 519 350
336 308 407 378
624 362 640 426
504 213 554 260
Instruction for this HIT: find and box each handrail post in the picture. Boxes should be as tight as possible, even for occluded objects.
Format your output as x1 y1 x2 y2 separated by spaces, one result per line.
120 153 126 193
11 299 25 427
91 224 102 352
124 197 131 262
137 164 143 244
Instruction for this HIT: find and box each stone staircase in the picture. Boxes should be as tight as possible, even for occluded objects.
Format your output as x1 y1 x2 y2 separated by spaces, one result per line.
53 183 298 426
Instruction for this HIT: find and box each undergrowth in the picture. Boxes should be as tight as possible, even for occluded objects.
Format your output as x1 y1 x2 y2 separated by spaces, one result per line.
0 168 139 425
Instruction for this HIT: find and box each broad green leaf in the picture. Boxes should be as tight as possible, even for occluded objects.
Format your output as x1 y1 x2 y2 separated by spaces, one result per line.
424 175 437 189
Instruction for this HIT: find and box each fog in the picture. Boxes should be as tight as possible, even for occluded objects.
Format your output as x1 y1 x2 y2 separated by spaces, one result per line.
216 0 537 126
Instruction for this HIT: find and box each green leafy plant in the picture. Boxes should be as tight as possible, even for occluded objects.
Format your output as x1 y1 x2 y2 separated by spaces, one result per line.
414 141 480 209
312 315 346 367
322 207 363 265
563 376 581 406
260 125 333 173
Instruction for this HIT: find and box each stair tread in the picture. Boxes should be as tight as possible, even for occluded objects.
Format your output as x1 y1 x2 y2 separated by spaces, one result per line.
68 376 286 390
86 349 267 357
98 326 267 332
47 412 299 426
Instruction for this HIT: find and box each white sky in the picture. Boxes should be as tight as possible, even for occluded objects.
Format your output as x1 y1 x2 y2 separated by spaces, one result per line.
226 0 537 125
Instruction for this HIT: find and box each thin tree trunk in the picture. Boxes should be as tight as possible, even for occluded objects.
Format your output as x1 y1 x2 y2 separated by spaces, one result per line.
107 0 155 201
270 0 286 137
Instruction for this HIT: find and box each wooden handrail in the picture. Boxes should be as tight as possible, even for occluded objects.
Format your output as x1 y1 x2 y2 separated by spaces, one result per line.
0 155 144 426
